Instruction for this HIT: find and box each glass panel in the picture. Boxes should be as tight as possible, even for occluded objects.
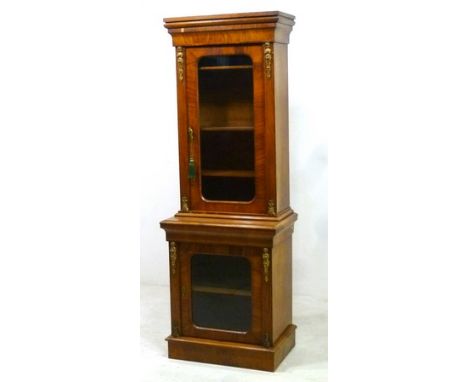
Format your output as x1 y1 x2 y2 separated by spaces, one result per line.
201 176 255 201
198 55 255 202
191 254 252 332
201 130 254 171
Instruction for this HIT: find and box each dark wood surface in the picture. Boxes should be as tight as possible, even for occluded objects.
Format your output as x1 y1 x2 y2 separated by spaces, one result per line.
161 11 296 371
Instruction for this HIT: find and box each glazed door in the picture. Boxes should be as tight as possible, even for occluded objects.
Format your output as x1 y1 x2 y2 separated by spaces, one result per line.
185 45 267 214
179 243 264 345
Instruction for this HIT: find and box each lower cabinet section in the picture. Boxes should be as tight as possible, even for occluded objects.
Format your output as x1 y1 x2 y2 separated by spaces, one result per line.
160 212 297 371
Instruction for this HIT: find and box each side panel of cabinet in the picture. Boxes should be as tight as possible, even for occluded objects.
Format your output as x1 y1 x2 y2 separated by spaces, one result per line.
271 236 293 343
179 243 264 345
273 43 291 215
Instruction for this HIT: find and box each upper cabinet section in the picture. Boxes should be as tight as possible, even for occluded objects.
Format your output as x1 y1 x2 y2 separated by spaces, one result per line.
163 11 295 46
164 12 295 217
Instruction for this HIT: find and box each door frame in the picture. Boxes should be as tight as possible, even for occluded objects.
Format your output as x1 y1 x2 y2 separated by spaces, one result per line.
184 45 268 215
179 243 264 344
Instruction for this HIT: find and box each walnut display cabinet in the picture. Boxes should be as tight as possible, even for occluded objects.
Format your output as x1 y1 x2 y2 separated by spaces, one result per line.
160 11 297 371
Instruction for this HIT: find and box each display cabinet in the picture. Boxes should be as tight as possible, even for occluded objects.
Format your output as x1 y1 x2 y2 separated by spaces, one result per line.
160 11 297 371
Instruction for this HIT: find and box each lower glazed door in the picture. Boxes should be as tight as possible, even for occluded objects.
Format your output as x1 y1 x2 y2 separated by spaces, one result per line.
179 243 264 345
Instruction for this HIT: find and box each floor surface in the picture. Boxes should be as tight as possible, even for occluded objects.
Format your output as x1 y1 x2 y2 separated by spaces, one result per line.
140 285 327 382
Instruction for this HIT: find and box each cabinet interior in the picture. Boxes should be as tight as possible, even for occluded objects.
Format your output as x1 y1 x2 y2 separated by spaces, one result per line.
198 55 255 202
191 253 252 332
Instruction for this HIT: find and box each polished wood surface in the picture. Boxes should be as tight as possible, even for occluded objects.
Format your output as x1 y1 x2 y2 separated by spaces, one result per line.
273 43 291 214
272 236 293 342
164 11 295 23
161 11 296 371
164 11 295 46
167 324 296 372
161 212 297 247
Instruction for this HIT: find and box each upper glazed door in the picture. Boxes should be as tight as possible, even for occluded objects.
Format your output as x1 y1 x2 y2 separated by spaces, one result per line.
185 45 267 214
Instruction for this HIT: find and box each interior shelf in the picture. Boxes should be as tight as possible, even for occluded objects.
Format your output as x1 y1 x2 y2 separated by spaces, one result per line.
202 170 255 178
192 285 252 297
199 65 253 70
200 126 254 132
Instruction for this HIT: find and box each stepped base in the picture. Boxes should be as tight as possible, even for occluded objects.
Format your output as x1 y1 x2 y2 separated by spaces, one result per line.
166 324 296 372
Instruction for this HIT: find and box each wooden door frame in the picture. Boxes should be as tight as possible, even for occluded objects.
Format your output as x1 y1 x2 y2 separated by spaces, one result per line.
184 45 268 215
179 243 263 345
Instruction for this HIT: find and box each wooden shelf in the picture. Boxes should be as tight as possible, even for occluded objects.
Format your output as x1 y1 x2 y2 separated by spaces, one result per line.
199 65 253 71
202 170 255 178
201 126 254 132
192 285 251 297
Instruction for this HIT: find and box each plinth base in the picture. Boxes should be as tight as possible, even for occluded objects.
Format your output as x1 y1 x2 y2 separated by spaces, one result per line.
166 324 296 372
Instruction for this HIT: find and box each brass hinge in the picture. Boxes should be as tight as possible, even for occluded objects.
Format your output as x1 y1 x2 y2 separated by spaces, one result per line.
176 47 184 81
169 242 177 275
181 196 189 212
262 248 270 283
263 42 273 79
